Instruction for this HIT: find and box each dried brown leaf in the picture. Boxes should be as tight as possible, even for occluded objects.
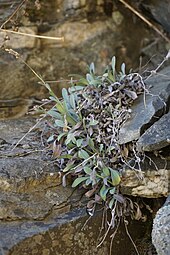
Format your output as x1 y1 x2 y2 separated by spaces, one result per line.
85 188 96 198
52 140 62 158
87 200 95 209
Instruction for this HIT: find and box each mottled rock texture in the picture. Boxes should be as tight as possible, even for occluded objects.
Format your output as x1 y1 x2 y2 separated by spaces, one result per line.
118 66 170 145
118 66 170 198
152 195 170 255
0 118 82 221
140 0 170 34
0 0 152 118
0 208 150 255
137 111 170 152
120 156 169 198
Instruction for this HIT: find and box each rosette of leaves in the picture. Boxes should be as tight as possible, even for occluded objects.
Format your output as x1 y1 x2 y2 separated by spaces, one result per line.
46 56 145 212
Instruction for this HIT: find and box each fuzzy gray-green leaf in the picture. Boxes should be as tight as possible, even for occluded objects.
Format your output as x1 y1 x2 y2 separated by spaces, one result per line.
76 138 83 147
78 149 89 160
89 119 98 126
100 185 109 201
62 88 70 104
69 94 76 109
55 119 65 128
84 166 92 175
72 176 89 187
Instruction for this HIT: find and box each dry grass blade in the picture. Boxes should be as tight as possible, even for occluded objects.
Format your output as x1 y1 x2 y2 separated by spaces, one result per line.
11 116 45 151
0 28 64 41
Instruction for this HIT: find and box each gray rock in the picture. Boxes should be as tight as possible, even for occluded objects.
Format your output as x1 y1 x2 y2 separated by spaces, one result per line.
0 26 38 49
0 115 169 223
118 66 170 145
137 111 170 151
0 1 21 25
0 0 153 119
141 0 170 34
0 118 81 221
152 195 170 255
0 207 153 255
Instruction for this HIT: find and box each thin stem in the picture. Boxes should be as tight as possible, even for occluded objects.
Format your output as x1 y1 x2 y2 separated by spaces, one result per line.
12 116 45 151
0 28 64 41
72 153 97 171
124 218 140 255
97 200 118 248
109 219 120 255
0 0 27 29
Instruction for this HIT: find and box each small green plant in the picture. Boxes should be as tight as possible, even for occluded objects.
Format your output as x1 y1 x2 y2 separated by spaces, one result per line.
44 56 145 216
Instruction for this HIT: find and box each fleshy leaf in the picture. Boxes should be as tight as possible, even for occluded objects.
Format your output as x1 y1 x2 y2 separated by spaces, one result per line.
89 62 95 74
109 197 115 209
99 185 109 201
89 119 98 126
55 119 65 128
84 166 92 175
103 167 110 177
69 94 76 109
76 138 83 147
78 149 89 160
47 109 62 119
62 88 70 104
110 169 121 186
63 163 75 172
57 132 66 141
72 176 89 187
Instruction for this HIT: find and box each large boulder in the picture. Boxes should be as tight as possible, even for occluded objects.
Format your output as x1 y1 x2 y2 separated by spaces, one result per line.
118 66 170 145
0 118 83 221
0 118 156 255
152 195 170 255
118 66 170 198
140 0 170 34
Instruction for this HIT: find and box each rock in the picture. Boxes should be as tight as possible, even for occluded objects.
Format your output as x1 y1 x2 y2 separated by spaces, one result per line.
0 0 153 118
120 156 170 198
0 1 21 25
0 99 33 119
140 0 170 34
0 207 151 255
0 26 38 49
41 20 115 48
0 51 46 101
0 118 82 221
137 111 170 151
152 195 170 255
118 66 170 145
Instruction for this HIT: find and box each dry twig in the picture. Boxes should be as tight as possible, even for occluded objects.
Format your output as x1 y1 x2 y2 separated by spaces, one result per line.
0 0 27 29
0 28 64 41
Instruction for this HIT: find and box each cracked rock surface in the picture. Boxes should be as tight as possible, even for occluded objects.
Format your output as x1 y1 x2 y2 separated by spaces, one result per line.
0 118 82 221
137 111 170 152
152 195 170 255
118 66 170 145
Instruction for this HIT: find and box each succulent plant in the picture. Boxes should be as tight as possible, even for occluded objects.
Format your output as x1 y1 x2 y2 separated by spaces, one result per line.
45 56 145 213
